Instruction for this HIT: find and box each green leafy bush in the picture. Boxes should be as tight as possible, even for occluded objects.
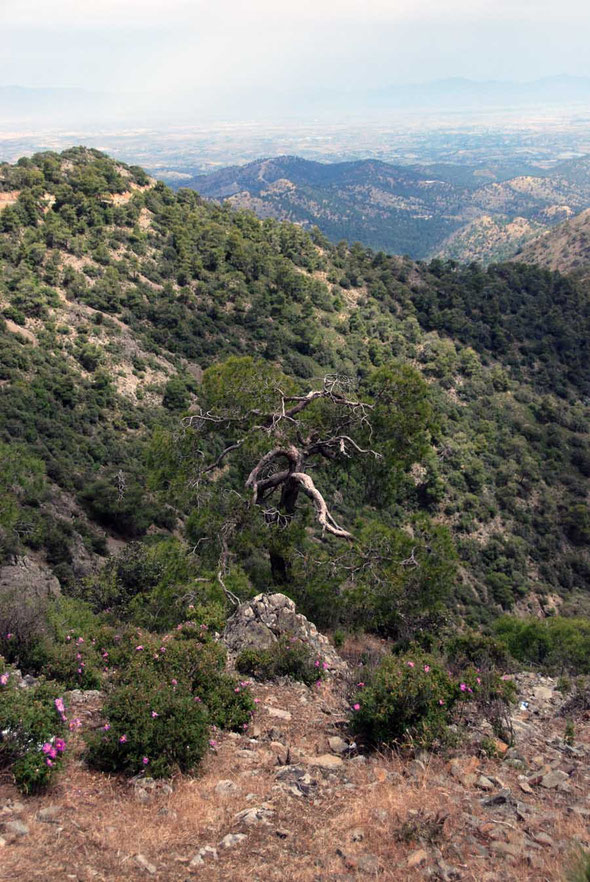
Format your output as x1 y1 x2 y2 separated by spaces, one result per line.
85 673 209 778
2 597 116 689
85 627 253 777
350 653 459 749
75 538 226 632
568 850 590 882
493 616 590 674
445 630 512 674
236 636 326 687
350 652 514 750
0 664 68 794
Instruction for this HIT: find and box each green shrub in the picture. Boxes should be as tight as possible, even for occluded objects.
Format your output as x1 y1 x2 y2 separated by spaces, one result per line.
493 616 590 674
350 652 514 750
4 597 116 689
236 636 326 687
350 653 459 749
568 850 590 882
75 538 226 632
85 673 209 778
445 631 512 674
0 664 68 794
78 478 157 538
85 628 253 777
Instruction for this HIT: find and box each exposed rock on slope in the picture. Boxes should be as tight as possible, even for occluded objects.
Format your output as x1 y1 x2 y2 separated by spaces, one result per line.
512 206 590 278
223 593 347 673
0 557 60 599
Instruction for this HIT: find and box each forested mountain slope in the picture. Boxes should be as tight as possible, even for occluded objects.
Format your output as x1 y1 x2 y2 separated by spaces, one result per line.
186 154 590 263
1 148 590 640
512 206 590 280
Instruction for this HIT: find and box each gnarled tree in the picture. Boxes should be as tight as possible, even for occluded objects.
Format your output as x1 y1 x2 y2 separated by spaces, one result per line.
170 357 435 602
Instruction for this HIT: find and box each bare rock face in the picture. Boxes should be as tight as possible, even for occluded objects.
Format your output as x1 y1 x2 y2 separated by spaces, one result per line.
223 593 347 674
0 557 60 599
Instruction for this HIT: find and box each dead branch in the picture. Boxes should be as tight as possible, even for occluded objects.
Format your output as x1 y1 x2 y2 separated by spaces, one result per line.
290 472 353 539
201 439 244 474
245 445 301 502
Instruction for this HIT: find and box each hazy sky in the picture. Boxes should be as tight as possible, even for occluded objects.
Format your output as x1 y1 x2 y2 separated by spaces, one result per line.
2 0 590 101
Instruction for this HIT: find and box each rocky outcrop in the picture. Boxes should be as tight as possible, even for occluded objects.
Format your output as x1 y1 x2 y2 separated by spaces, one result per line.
0 557 60 599
223 592 347 673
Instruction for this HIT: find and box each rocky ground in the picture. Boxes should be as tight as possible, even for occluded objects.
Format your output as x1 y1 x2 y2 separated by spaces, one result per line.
1 667 589 882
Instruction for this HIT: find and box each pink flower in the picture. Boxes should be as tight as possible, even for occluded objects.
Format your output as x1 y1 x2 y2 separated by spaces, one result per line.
103 724 111 731
142 757 149 765
0 673 8 686
68 718 81 731
42 742 53 755
76 637 84 645
353 703 360 711
151 711 159 718
424 665 430 673
171 679 177 686
357 682 365 688
242 723 248 730
119 735 127 744
407 661 415 668
322 662 329 670
209 739 217 748
314 660 320 668
76 653 82 660
476 677 481 685
46 758 54 767
135 645 144 652
54 739 66 753
234 687 240 693
439 699 445 705
253 698 260 704
194 696 202 702
460 683 467 692
6 633 13 639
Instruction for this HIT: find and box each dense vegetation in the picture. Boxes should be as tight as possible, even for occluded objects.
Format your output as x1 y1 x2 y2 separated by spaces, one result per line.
1 147 590 626
1 146 590 788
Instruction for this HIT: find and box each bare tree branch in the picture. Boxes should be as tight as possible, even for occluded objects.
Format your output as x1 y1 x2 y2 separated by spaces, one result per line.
202 439 245 474
290 472 353 539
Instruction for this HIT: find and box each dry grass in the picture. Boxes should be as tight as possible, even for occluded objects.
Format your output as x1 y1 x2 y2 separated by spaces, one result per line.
1 679 588 882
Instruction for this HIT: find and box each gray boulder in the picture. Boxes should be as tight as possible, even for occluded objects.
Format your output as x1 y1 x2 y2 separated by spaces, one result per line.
223 593 347 673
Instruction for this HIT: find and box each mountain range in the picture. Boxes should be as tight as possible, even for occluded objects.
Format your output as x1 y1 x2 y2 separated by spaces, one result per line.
179 154 590 262
3 75 590 124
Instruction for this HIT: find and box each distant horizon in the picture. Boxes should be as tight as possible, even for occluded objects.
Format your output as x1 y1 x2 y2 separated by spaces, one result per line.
3 73 590 133
2 0 590 118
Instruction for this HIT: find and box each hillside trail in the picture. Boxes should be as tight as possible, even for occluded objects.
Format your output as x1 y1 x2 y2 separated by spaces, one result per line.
0 672 589 881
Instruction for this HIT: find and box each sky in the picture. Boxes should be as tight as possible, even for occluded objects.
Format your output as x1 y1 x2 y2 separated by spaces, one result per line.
1 0 590 115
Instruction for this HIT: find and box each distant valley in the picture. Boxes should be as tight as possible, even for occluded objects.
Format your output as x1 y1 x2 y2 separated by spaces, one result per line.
173 154 590 262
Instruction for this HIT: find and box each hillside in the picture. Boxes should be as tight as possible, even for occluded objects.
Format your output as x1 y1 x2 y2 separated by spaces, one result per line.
185 154 590 263
2 661 589 881
2 147 590 882
1 148 590 628
512 207 590 279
